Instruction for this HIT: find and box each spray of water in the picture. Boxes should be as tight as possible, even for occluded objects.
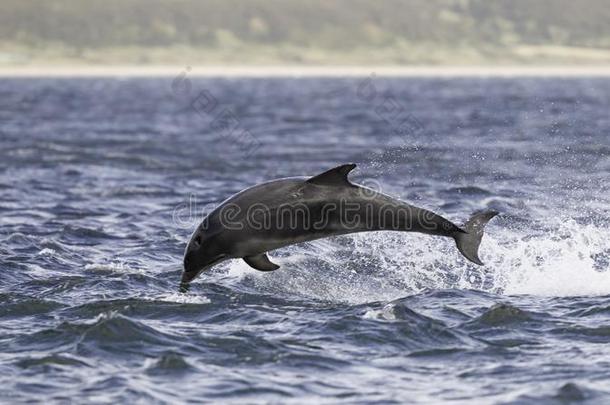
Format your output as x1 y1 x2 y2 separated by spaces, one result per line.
223 215 609 302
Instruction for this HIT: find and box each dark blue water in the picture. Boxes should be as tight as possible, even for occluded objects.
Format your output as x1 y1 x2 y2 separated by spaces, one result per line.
1 76 609 403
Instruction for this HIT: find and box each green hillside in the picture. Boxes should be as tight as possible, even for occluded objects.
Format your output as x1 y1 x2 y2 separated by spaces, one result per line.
1 0 609 65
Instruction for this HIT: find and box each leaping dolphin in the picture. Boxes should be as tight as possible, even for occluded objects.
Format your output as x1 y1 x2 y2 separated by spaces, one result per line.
182 164 497 284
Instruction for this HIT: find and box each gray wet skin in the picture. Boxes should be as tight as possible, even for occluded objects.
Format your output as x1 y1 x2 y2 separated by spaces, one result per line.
182 164 497 284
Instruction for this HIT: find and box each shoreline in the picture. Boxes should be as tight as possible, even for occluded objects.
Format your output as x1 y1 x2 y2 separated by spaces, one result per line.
2 65 610 77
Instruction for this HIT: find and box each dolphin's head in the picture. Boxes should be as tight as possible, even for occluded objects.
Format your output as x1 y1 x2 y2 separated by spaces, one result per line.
181 227 227 284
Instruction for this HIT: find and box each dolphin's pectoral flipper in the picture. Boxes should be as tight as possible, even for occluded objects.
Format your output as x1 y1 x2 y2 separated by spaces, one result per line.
243 253 280 271
453 210 499 265
307 163 357 187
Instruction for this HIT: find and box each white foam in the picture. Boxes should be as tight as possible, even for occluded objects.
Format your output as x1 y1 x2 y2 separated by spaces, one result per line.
154 292 211 304
222 216 610 301
84 261 145 274
363 303 400 321
490 220 610 297
38 248 56 256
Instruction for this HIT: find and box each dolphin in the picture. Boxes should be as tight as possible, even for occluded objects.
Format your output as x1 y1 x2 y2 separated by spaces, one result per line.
182 164 497 284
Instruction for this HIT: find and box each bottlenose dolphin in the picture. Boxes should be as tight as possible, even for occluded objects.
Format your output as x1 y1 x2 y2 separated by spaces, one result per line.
182 164 497 284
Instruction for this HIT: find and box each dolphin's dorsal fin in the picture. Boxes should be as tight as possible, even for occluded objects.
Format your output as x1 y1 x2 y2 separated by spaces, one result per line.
243 253 280 271
306 164 356 186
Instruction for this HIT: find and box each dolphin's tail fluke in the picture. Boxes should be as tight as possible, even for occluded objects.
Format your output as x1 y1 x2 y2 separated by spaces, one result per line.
453 210 498 265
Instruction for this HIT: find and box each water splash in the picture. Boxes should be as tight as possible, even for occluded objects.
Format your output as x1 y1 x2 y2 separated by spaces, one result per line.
490 219 610 296
223 215 609 301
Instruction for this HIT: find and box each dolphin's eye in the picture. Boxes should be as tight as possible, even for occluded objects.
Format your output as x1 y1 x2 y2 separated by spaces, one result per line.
194 235 202 246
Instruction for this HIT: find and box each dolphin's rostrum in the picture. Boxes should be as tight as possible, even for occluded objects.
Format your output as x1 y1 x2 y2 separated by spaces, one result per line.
182 164 498 284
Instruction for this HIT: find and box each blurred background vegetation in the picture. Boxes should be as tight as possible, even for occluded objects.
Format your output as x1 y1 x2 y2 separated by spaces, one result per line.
1 0 610 66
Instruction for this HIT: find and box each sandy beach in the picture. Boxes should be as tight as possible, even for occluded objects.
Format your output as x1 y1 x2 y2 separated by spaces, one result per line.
2 65 610 77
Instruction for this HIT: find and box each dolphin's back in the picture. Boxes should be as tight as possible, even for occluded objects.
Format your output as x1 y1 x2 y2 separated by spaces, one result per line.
208 174 453 256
